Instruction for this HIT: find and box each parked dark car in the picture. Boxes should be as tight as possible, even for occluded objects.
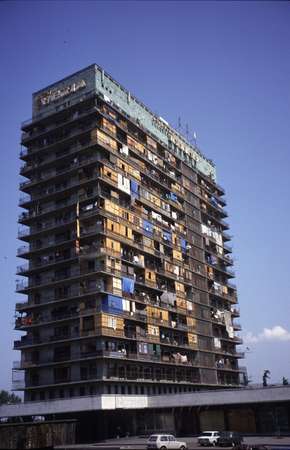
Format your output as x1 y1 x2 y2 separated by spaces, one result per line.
217 432 243 447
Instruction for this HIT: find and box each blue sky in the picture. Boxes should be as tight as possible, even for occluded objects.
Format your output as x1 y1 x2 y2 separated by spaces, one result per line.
0 1 290 391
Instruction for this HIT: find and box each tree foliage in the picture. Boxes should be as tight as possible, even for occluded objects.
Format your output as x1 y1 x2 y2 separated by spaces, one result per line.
0 390 21 405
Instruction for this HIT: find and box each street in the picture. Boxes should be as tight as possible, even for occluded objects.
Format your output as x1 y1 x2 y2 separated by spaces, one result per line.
56 435 290 450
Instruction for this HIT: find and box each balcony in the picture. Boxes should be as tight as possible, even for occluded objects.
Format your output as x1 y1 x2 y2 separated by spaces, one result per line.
17 245 29 256
209 286 237 303
18 216 74 240
15 300 29 311
233 321 242 330
215 348 245 359
21 104 98 146
20 137 97 177
226 280 237 290
223 231 232 242
216 361 240 372
21 89 96 130
14 285 102 312
18 199 76 223
231 306 240 316
20 120 98 163
19 173 99 209
17 232 76 256
207 261 235 278
16 267 81 292
16 250 79 275
19 152 100 192
13 321 197 350
18 227 30 238
15 307 147 331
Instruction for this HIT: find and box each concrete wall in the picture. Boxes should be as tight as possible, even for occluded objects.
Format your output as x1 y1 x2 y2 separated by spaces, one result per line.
1 386 290 418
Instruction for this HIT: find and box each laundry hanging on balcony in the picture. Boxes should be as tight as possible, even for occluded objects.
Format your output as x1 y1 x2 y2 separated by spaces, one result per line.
160 291 176 305
117 173 130 194
224 310 234 338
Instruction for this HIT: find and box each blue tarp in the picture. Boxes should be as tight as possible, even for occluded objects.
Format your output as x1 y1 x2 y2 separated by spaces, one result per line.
122 277 135 294
162 231 172 242
102 294 123 313
180 238 187 251
143 219 153 236
130 180 139 195
169 192 178 202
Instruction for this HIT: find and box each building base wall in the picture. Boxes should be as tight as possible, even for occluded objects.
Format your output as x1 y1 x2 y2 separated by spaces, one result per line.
0 420 76 450
1 403 290 448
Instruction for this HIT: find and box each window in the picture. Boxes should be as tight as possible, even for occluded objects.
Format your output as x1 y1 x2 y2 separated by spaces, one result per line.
138 342 148 354
108 316 117 329
112 277 122 290
49 391 54 399
80 386 85 396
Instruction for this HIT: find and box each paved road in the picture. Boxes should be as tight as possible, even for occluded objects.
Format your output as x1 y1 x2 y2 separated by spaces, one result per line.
57 435 290 450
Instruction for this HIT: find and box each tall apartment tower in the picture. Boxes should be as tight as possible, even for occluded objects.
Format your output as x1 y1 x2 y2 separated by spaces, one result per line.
14 65 243 402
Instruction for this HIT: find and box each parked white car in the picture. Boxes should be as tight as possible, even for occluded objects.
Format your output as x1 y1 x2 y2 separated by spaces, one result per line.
147 434 187 450
198 431 220 446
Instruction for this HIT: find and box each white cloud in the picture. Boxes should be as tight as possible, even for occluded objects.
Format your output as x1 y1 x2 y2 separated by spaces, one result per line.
244 325 290 344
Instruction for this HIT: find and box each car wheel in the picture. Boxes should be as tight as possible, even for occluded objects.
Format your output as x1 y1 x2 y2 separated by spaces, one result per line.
213 441 217 447
180 446 186 450
160 446 167 450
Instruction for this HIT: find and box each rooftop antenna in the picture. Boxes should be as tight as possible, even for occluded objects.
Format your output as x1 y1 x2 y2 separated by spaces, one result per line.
186 123 189 141
177 116 182 133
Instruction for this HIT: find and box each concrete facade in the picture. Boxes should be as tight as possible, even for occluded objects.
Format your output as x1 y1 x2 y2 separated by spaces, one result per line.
1 385 290 418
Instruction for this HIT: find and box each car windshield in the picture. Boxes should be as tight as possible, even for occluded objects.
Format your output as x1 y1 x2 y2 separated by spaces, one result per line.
148 436 158 442
201 433 213 437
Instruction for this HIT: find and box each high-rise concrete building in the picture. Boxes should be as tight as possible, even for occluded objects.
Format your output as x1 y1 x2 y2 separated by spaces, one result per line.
14 65 243 402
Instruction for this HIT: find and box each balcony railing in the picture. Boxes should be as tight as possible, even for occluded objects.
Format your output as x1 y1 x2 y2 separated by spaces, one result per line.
21 89 96 129
15 349 201 373
21 104 98 145
16 250 79 274
18 216 74 239
20 121 98 164
18 227 30 238
233 321 242 330
209 287 237 303
231 307 240 316
16 267 81 292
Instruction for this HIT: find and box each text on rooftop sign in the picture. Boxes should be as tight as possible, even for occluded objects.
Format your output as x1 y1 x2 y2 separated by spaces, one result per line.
38 79 87 107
